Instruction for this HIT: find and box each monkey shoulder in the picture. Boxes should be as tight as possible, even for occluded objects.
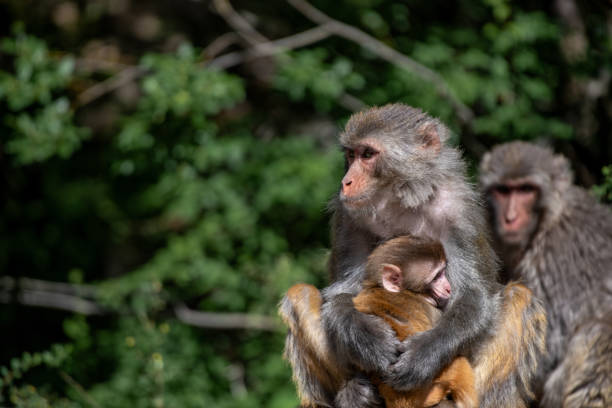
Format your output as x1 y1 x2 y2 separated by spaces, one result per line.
529 188 612 254
548 188 612 257
500 282 538 312
569 187 612 233
428 183 470 218
519 187 612 315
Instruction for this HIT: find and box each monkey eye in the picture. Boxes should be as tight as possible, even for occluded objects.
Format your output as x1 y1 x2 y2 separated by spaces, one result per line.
361 148 379 159
493 185 511 195
433 267 445 281
345 149 356 160
517 184 537 193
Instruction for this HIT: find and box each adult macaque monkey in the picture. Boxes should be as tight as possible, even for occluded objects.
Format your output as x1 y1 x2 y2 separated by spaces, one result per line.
479 141 612 407
353 235 477 408
281 104 506 407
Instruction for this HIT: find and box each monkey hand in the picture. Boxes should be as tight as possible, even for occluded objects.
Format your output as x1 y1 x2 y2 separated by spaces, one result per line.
322 294 400 373
384 333 443 391
340 312 401 373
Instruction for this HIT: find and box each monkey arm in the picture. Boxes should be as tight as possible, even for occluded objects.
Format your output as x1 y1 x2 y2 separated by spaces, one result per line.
386 232 502 391
280 282 386 408
321 285 400 373
475 282 547 407
541 314 612 408
320 214 400 373
279 283 343 407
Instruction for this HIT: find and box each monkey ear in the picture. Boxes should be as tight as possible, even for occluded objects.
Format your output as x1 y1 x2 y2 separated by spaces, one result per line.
381 263 403 293
552 155 573 186
417 122 441 154
480 152 491 170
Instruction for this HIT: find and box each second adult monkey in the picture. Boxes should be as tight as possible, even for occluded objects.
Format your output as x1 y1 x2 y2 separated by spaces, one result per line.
479 141 612 407
281 104 503 406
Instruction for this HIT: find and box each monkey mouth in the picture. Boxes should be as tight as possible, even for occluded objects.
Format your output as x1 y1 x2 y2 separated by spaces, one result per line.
425 295 448 310
499 231 525 245
340 193 371 207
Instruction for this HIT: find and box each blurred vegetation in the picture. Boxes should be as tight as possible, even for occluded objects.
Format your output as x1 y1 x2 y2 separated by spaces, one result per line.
0 0 610 406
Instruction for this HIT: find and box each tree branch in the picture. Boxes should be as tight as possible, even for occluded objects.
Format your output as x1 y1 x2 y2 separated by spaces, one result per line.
0 276 281 331
174 303 280 331
208 25 333 70
285 0 474 123
75 66 145 107
0 288 106 315
59 370 102 408
212 0 268 46
0 276 97 297
74 58 131 73
203 32 242 59
211 0 366 112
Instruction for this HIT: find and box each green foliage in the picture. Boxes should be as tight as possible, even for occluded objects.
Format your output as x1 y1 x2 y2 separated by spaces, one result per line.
593 165 612 203
0 29 89 164
355 9 571 139
275 48 365 111
1 28 338 406
0 28 74 109
6 98 90 164
138 44 245 123
0 344 73 405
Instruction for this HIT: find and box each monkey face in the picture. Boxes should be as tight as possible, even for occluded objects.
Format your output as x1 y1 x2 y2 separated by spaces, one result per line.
490 180 540 245
340 139 384 208
406 259 451 309
381 258 451 309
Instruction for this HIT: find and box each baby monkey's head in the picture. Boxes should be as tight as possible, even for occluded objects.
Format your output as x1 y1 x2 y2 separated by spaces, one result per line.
364 235 451 309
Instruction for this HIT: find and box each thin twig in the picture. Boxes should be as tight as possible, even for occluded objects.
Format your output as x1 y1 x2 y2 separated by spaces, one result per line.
209 25 333 69
203 32 242 59
286 0 474 123
212 0 268 46
75 66 145 107
74 58 131 73
212 0 366 111
59 370 102 408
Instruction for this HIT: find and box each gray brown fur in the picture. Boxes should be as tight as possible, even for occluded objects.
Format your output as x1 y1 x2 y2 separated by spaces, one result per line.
479 141 612 407
541 316 612 408
472 282 547 408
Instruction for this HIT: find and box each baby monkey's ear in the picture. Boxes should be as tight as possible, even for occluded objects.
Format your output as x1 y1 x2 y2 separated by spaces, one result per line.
381 263 403 292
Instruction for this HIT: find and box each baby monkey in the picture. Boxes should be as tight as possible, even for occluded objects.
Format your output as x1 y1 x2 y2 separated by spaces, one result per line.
352 235 477 408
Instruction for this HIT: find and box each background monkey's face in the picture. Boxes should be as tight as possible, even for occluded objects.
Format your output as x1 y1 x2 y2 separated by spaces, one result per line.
489 179 540 246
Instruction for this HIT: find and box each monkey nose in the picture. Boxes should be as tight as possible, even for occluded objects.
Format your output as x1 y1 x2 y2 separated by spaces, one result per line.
504 212 517 224
504 216 519 226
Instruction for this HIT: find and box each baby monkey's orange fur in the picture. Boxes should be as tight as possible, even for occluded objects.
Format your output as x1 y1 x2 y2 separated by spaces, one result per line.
354 236 477 408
